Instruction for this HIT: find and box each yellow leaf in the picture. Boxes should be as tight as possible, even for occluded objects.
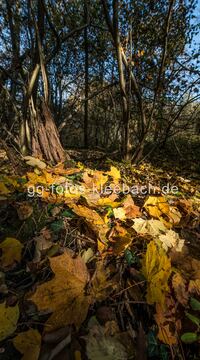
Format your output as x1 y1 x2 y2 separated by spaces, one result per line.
13 329 41 360
0 181 10 195
144 196 181 226
107 166 121 181
0 302 19 341
83 170 108 189
144 196 169 218
71 204 109 252
0 237 23 268
29 251 89 331
113 207 126 220
142 241 171 307
72 204 105 225
97 197 121 208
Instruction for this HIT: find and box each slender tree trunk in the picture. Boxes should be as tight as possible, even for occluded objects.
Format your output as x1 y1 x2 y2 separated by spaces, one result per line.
19 0 66 163
84 0 89 148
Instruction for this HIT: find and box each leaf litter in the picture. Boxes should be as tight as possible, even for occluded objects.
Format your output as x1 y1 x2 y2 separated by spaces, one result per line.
0 157 199 359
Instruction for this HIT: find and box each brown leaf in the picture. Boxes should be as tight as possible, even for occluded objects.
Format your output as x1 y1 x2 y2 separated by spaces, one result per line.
172 272 189 306
16 202 33 220
154 297 180 345
122 195 141 219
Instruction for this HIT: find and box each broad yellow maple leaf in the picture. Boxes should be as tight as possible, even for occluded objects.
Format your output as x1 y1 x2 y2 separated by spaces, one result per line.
106 166 121 182
144 196 181 226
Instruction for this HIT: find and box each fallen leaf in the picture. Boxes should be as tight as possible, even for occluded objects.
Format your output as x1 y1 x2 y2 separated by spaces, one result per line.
132 218 167 236
107 166 121 182
81 248 94 263
158 230 185 252
72 204 105 225
29 251 90 331
113 207 126 220
142 241 171 307
83 170 108 190
188 279 200 295
91 261 117 301
144 196 181 226
172 272 189 306
33 228 53 263
16 202 33 220
122 195 141 218
0 302 19 341
0 238 23 268
24 156 46 169
155 300 178 346
97 197 121 208
13 329 41 360
0 182 10 195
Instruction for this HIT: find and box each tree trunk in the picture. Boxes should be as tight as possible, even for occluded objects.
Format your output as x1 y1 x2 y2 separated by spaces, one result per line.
31 100 66 163
84 0 89 148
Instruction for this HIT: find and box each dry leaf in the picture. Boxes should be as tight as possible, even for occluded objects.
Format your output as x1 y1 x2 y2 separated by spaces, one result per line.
29 251 89 331
113 207 126 220
132 218 167 236
33 228 53 263
0 237 23 268
81 248 94 263
172 272 189 306
83 170 108 189
24 156 46 169
0 302 19 341
188 279 200 295
107 166 121 182
0 182 10 195
172 273 189 306
142 241 171 307
16 202 33 220
72 204 105 225
13 329 41 360
144 196 181 226
122 195 141 218
154 297 181 346
158 230 185 252
91 261 116 301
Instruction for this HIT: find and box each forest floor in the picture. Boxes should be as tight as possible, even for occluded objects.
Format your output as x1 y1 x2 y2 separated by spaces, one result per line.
0 143 200 360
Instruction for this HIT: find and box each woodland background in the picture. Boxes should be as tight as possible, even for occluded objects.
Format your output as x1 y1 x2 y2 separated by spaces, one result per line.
0 0 200 164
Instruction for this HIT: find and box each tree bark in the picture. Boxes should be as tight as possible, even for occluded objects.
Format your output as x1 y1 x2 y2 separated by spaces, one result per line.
84 0 89 147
